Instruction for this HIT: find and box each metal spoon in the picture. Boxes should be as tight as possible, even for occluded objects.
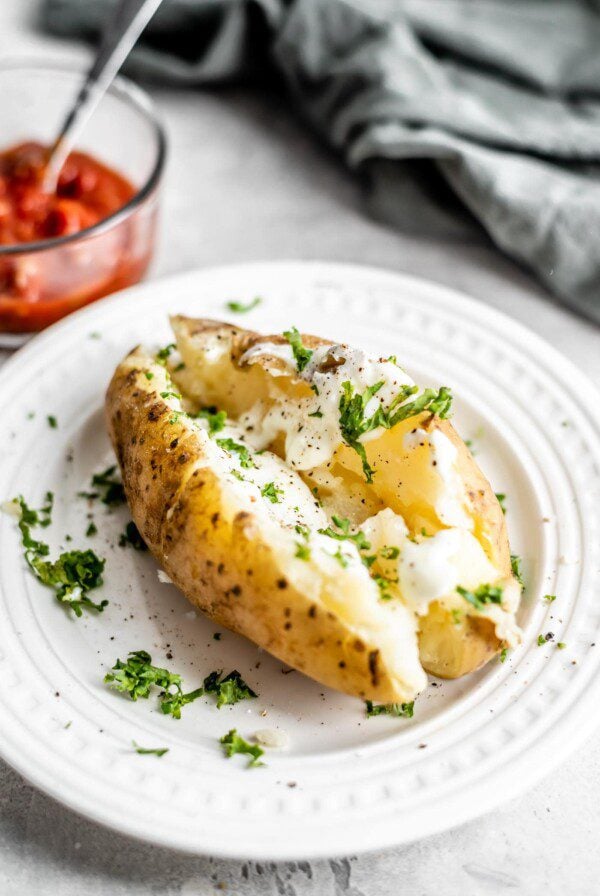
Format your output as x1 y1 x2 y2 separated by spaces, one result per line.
43 0 163 193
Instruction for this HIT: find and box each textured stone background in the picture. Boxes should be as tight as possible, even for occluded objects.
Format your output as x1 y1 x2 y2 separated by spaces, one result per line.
1 3 599 894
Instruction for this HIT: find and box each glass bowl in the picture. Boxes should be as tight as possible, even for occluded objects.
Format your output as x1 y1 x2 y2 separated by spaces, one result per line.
0 60 166 345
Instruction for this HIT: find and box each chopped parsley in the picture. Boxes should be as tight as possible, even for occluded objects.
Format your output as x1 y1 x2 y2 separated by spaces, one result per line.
86 521 97 537
132 741 169 757
220 729 264 767
203 670 257 709
79 465 126 506
105 650 181 701
511 553 524 587
156 343 176 365
160 687 204 719
295 523 310 539
380 545 400 560
295 541 311 560
457 583 503 611
451 608 462 625
261 482 283 503
226 297 262 313
144 371 154 381
216 438 256 469
332 546 349 568
119 521 148 551
365 700 414 719
283 326 313 372
557 642 566 650
195 406 227 435
318 515 371 551
308 408 323 418
338 380 453 482
160 390 182 400
47 415 58 429
10 495 107 617
495 493 507 514
499 647 508 663
537 633 547 646
544 593 556 603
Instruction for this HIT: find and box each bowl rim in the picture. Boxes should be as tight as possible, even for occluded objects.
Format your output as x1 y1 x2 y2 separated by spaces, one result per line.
0 58 167 256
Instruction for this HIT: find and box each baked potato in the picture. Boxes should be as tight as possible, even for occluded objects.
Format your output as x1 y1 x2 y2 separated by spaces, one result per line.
105 316 521 703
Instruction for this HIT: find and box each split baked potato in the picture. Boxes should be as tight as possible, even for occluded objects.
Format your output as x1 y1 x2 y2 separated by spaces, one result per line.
106 316 521 703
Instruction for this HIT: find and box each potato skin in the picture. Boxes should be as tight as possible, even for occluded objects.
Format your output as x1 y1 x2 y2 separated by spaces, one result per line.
106 350 418 702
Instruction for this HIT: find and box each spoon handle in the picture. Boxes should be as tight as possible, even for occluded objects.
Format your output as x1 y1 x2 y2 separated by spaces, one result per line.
44 0 163 191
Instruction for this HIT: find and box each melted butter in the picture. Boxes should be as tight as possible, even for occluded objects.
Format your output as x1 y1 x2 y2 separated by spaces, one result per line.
240 342 414 470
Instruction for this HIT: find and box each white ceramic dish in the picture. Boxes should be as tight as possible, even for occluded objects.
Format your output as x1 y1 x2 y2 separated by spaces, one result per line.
0 261 599 860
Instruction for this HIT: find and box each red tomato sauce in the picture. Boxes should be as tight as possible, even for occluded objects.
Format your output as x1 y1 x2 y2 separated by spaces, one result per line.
0 142 155 333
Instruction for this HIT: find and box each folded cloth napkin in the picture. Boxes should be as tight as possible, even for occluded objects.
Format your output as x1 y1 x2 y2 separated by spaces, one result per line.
43 0 600 322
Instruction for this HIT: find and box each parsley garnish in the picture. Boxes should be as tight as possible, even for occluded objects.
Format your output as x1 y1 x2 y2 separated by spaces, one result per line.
220 729 264 768
47 415 58 429
216 438 256 469
380 545 400 560
511 553 524 587
295 542 311 560
160 390 182 400
79 466 126 506
318 515 371 551
105 650 203 718
537 633 548 646
261 482 283 503
457 584 503 611
339 381 453 483
495 493 507 514
156 343 176 365
195 406 227 435
119 521 148 551
10 495 107 617
544 593 556 603
499 647 508 663
365 700 414 718
332 546 349 568
86 521 97 537
105 650 181 700
203 670 257 709
144 371 154 381
132 741 169 757
451 608 462 625
557 641 566 650
226 297 262 313
308 408 323 418
283 327 313 372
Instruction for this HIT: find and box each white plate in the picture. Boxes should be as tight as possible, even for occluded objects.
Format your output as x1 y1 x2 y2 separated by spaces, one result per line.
0 261 599 860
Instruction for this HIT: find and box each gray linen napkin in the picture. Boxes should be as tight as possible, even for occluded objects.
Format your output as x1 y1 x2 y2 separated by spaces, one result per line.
43 0 600 322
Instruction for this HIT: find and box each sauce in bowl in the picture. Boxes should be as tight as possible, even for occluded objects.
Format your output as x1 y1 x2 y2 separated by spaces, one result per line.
0 141 156 333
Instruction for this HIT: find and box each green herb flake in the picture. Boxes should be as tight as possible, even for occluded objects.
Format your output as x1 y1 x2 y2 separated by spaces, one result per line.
79 466 126 506
457 583 503 611
308 408 323 418
203 670 258 709
47 415 58 429
105 650 182 701
511 554 524 587
451 608 462 625
132 741 169 757
195 406 227 435
220 729 264 768
365 700 414 719
160 390 182 400
544 593 557 603
86 521 97 537
156 343 176 365
261 482 283 504
283 326 313 373
338 380 453 482
295 542 311 561
144 372 154 381
557 642 567 650
226 297 262 314
499 647 508 663
216 438 256 469
318 515 371 551
537 634 546 646
119 521 148 551
495 493 507 514
380 545 400 560
160 687 204 720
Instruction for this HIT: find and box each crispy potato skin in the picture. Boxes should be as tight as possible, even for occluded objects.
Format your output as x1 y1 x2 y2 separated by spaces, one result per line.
106 351 413 702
